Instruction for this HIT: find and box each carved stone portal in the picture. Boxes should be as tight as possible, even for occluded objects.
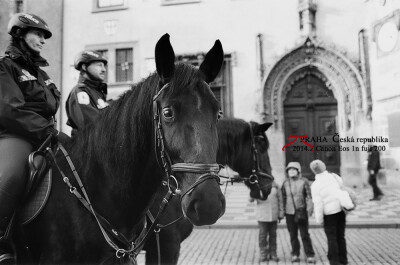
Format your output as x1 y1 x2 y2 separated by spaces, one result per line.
263 37 369 132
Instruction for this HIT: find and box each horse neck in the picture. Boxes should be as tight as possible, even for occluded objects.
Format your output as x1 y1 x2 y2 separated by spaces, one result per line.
217 119 249 175
68 86 163 229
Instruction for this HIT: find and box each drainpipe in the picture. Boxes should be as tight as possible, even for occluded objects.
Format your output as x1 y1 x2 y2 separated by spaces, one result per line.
256 33 265 82
58 0 65 132
358 29 372 121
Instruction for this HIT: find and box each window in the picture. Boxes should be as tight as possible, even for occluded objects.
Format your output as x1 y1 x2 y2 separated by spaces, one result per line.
161 0 201 6
13 0 24 13
86 42 137 99
116 48 133 82
176 54 233 116
98 0 124 8
93 0 128 12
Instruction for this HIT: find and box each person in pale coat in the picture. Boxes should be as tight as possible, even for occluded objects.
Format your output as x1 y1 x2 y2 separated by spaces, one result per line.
310 159 354 265
249 180 284 262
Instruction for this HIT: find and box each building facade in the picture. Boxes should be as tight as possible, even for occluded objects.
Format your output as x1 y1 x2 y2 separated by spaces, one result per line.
1 0 399 187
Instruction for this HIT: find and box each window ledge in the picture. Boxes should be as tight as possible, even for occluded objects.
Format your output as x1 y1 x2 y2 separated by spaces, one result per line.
92 6 128 13
108 82 134 88
161 0 200 6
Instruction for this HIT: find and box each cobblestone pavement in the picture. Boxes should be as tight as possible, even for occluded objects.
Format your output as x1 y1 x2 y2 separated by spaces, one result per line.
136 228 400 265
213 183 400 228
136 183 400 264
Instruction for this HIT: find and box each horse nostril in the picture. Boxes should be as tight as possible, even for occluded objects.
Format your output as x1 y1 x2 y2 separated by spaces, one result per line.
219 196 226 217
188 198 197 216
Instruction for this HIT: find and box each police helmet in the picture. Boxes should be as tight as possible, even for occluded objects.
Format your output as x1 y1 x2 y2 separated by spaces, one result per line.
74 50 108 71
8 13 52 39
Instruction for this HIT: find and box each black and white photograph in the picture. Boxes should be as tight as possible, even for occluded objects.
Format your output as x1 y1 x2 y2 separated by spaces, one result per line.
0 0 399 264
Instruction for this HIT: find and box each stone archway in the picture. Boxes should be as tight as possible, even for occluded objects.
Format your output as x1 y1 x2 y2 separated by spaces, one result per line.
263 38 370 132
263 38 371 183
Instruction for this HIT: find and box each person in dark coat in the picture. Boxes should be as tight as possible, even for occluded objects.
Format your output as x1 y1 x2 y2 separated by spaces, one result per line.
66 50 109 136
367 145 384 201
281 162 316 263
0 13 59 263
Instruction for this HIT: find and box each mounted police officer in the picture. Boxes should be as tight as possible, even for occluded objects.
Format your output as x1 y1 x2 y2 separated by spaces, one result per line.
66 50 109 136
0 13 60 263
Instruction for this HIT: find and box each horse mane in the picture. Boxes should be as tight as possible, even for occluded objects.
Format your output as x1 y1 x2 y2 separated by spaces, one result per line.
217 118 248 165
67 63 217 195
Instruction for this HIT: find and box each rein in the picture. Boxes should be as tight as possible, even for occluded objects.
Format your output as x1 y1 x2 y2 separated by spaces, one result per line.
47 144 146 264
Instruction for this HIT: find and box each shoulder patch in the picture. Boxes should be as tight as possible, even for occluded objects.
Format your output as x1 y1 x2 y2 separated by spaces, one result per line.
44 79 54 86
97 98 109 109
77 91 90 105
18 69 37 82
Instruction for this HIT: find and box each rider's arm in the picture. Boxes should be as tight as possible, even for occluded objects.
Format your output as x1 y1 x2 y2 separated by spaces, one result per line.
0 60 56 145
66 88 101 132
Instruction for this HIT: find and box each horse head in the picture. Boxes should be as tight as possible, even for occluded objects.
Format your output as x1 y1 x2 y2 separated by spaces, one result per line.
243 121 274 200
217 118 274 200
153 34 225 225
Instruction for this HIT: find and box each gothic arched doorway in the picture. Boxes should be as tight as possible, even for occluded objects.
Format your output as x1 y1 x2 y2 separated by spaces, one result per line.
283 73 340 179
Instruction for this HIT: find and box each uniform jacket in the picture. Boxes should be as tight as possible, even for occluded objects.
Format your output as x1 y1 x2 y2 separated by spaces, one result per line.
0 43 60 146
66 74 109 136
311 171 354 224
250 181 284 222
281 176 312 215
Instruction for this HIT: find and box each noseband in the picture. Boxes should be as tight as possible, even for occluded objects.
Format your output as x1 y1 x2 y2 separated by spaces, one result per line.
152 82 221 196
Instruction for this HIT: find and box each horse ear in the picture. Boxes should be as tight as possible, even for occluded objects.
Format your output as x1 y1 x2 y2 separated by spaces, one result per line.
155 33 175 84
199 40 224 83
257 122 273 133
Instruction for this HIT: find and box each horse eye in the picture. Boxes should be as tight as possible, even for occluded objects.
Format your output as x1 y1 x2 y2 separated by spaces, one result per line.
162 108 174 120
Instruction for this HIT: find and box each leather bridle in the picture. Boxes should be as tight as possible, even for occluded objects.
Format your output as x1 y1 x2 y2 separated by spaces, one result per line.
146 82 222 265
47 81 222 264
241 122 274 198
152 82 222 196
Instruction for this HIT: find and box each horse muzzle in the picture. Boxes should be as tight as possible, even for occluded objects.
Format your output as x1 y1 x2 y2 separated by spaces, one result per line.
171 163 226 226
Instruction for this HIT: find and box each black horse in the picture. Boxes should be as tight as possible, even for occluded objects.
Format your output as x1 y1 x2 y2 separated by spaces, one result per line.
15 34 226 264
144 118 273 265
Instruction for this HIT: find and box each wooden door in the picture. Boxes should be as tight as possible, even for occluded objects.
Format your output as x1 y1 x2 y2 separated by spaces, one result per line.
283 74 340 180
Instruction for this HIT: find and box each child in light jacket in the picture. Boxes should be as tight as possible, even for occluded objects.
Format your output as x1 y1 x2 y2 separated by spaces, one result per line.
249 180 284 262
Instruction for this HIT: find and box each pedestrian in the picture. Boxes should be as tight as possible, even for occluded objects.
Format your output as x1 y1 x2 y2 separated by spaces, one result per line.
367 145 384 201
281 162 316 263
0 13 60 263
310 159 354 265
249 180 284 262
66 50 109 136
